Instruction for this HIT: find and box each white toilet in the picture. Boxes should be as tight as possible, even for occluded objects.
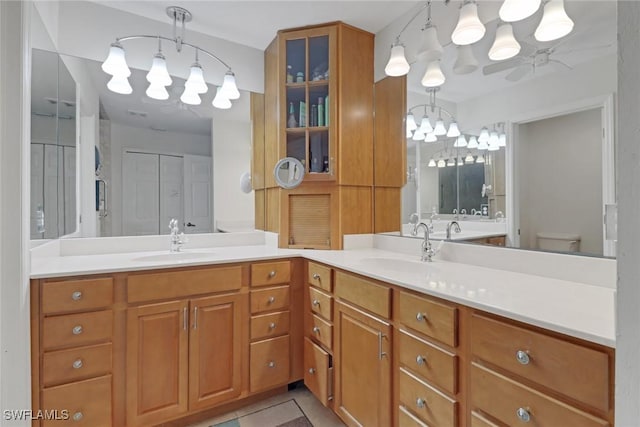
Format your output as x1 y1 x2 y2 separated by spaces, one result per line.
536 232 581 252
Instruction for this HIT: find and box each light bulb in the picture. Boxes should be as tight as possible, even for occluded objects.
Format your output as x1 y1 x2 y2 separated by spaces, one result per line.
212 86 232 109
465 152 475 163
447 121 461 137
106 75 132 95
454 134 468 148
535 0 574 42
421 60 446 87
146 83 169 100
489 23 521 61
499 133 507 147
452 2 486 46
479 127 490 142
476 154 486 163
221 71 240 100
385 44 410 77
437 158 446 168
146 53 172 86
417 25 443 62
180 87 201 105
499 0 541 22
447 157 456 167
467 135 479 148
406 112 418 132
425 132 438 142
413 129 426 141
433 119 447 136
185 63 208 94
419 115 433 134
454 45 479 75
428 158 437 167
102 42 131 77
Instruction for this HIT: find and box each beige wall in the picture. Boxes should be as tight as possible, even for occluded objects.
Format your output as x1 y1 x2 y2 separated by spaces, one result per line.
518 108 603 255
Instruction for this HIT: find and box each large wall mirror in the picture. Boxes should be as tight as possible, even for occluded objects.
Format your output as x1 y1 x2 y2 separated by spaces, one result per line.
393 0 616 258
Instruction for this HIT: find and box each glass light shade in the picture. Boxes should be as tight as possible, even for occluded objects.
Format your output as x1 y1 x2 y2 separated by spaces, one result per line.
212 86 232 109
452 2 486 46
417 25 443 62
421 60 446 88
385 44 411 77
419 115 434 134
478 139 489 150
437 158 446 168
467 135 479 148
185 63 208 94
433 119 447 136
457 157 464 166
499 133 507 147
406 112 418 132
488 141 500 151
499 0 541 22
146 53 172 86
454 134 468 148
425 132 438 142
447 158 456 167
180 87 201 105
428 158 437 167
106 75 132 95
145 83 169 100
489 23 521 61
412 129 426 141
453 45 479 75
479 127 490 142
465 152 475 163
406 128 414 139
476 154 486 163
221 71 240 100
102 43 131 77
447 122 461 137
535 0 574 42
489 131 499 145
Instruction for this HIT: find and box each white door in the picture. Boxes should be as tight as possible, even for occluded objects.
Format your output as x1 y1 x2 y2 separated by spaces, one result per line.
184 155 212 233
30 144 44 238
63 146 76 235
123 152 160 235
44 144 60 239
160 155 184 235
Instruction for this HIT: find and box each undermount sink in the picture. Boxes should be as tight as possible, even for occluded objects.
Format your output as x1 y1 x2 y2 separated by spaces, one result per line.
358 257 433 273
134 251 215 262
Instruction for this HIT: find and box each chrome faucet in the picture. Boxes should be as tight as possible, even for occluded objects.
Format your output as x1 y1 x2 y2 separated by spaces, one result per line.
416 222 435 262
452 208 459 220
169 219 184 252
460 208 467 219
446 221 461 240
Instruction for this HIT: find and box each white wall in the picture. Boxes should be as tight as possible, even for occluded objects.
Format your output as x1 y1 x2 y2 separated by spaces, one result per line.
518 109 603 255
109 123 211 236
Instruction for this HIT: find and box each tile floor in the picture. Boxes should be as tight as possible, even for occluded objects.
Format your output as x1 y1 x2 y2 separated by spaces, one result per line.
187 386 345 427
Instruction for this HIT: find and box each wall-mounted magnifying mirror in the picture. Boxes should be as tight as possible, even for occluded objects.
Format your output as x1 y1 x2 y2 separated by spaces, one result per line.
274 157 305 189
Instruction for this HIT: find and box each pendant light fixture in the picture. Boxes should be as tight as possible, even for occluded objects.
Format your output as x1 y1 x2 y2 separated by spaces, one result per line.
407 128 414 139
413 128 427 141
452 1 486 46
447 157 456 167
417 2 443 62
489 130 500 146
535 0 574 42
454 134 468 148
385 43 411 76
425 132 438 142
467 135 479 149
476 154 486 163
447 121 461 138
433 117 448 136
478 139 490 150
428 158 437 167
437 156 447 168
489 22 521 61
418 114 434 134
101 6 239 109
499 0 541 22
453 45 479 75
406 112 418 133
422 60 446 88
457 157 464 166
479 127 490 142
465 152 475 163
499 133 507 147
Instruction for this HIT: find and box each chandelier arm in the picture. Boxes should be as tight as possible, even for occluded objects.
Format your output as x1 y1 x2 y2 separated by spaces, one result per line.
395 2 429 44
408 103 456 122
182 41 233 71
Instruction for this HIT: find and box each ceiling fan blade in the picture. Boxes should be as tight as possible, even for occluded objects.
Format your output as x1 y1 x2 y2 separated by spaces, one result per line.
505 64 531 82
555 43 615 55
483 57 526 76
549 59 573 70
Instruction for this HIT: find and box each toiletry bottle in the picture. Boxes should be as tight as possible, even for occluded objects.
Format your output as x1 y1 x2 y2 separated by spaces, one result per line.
286 65 293 83
296 71 304 83
318 97 324 127
287 102 298 128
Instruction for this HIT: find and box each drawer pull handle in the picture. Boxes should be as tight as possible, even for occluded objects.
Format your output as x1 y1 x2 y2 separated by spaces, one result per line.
312 273 320 280
416 398 426 409
268 296 276 304
72 359 83 369
183 307 188 331
516 407 531 423
416 355 426 366
378 332 387 360
312 326 320 334
269 322 277 330
268 361 276 368
516 350 530 365
312 299 320 307
308 368 316 375
71 291 82 301
72 325 83 335
72 412 83 422
416 312 427 322
193 306 198 330
269 270 276 278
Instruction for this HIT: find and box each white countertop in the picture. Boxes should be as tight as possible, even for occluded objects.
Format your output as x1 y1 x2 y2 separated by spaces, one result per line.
31 241 615 348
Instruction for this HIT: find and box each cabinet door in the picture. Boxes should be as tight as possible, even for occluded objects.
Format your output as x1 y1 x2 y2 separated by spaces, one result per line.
126 300 189 426
188 293 243 411
334 301 391 427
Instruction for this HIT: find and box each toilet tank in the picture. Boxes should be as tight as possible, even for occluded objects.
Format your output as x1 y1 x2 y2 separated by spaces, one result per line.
536 232 581 252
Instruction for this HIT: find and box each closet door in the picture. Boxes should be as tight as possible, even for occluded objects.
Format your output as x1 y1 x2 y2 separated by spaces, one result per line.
31 143 45 238
123 152 160 235
184 155 212 233
63 146 76 235
160 155 184 235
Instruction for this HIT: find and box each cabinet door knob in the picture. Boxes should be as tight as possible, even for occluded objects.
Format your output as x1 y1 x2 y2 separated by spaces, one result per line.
268 296 276 304
72 359 83 369
416 312 427 322
308 368 316 375
516 350 531 365
269 322 276 330
312 326 320 334
516 407 531 423
268 361 276 368
71 291 82 301
72 325 83 335
416 355 426 366
416 398 426 409
72 412 83 422
268 270 276 278
312 299 320 306
312 273 320 280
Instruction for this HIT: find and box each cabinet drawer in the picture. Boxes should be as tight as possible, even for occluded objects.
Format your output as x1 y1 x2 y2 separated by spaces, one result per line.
309 313 333 350
251 261 291 287
42 343 112 387
398 405 428 427
470 363 609 427
398 291 457 348
334 271 390 318
250 285 290 314
250 335 290 392
471 411 500 427
43 310 113 350
399 329 457 394
42 278 113 315
471 314 610 412
304 337 332 407
251 311 290 341
399 368 457 427
41 375 112 427
309 286 332 321
308 262 332 292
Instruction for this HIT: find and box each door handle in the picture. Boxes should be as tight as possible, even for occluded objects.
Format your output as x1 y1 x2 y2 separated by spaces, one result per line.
186 222 196 227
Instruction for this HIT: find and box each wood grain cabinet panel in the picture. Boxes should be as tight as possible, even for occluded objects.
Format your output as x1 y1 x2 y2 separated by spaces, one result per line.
304 337 332 407
41 375 112 427
250 285 290 314
251 311 290 341
334 271 390 318
250 335 290 392
308 262 332 292
309 313 333 350
398 368 457 427
397 291 457 348
470 411 500 427
398 405 429 427
309 286 333 321
42 277 113 314
42 310 113 350
42 342 112 387
251 261 291 287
